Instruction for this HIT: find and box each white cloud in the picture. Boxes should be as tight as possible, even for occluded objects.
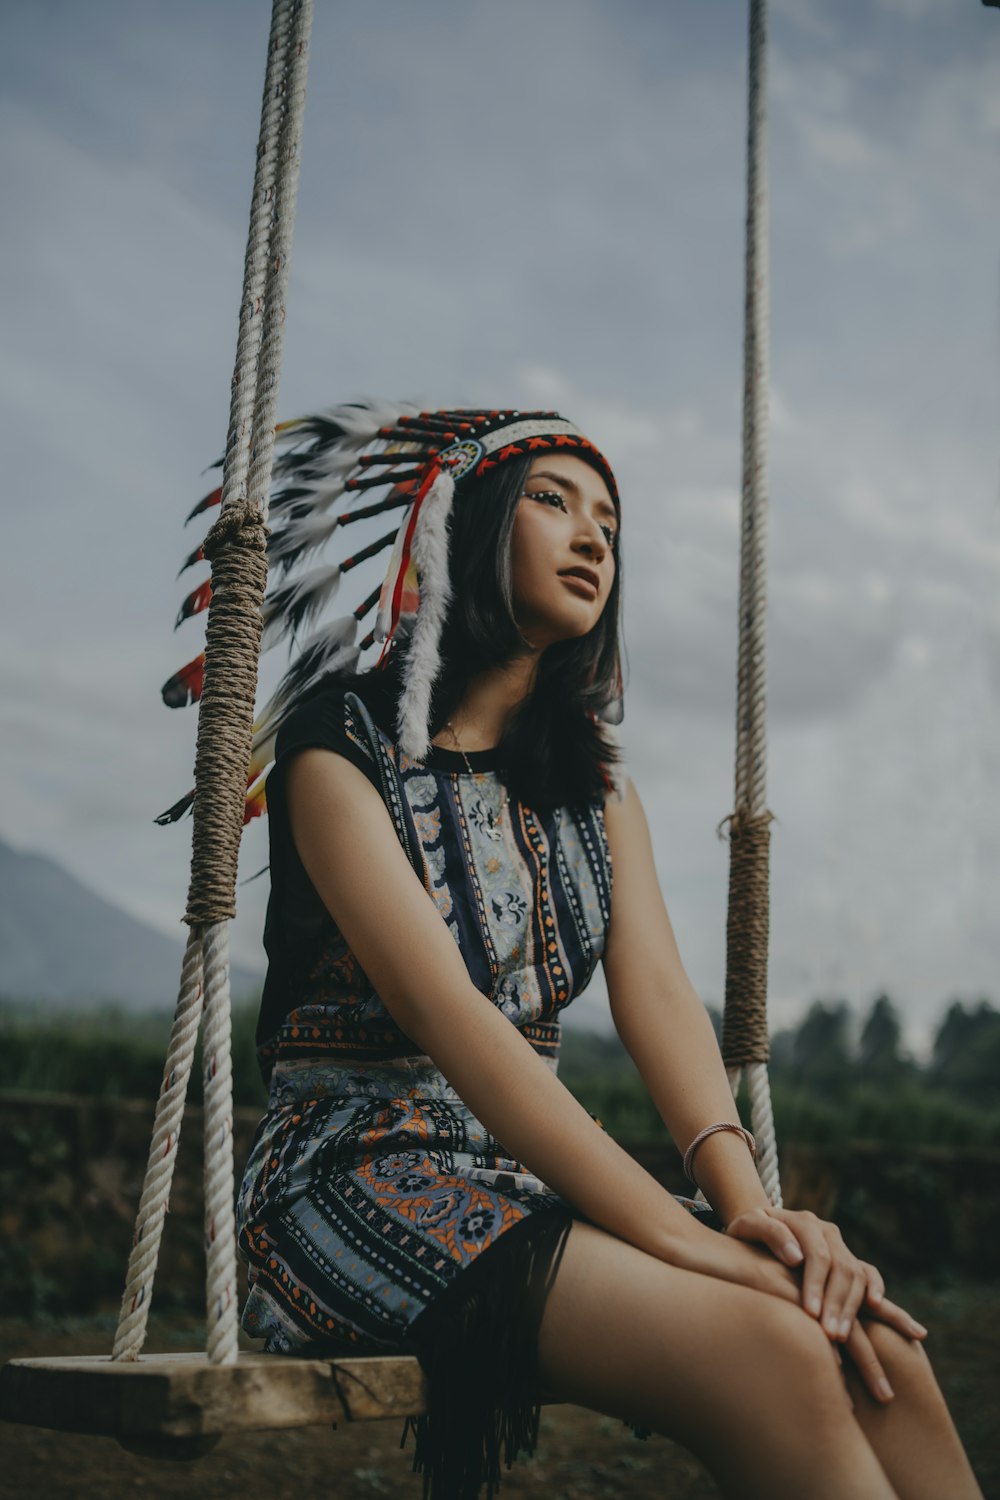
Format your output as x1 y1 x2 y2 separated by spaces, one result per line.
800 120 883 171
875 0 941 18
770 0 840 45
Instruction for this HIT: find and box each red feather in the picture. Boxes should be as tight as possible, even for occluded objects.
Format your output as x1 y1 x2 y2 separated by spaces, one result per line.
175 578 212 628
243 777 268 824
185 486 222 524
177 543 205 578
161 653 205 708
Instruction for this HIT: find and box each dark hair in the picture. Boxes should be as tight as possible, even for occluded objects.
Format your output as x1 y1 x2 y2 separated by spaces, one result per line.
330 453 624 807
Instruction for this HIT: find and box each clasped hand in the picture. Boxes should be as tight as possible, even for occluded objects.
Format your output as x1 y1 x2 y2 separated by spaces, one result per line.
725 1205 927 1404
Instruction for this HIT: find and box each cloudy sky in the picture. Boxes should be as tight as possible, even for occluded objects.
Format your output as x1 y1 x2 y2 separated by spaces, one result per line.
3 0 999 1051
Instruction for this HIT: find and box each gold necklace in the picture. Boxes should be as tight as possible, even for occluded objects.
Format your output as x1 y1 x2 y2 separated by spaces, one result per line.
446 719 509 810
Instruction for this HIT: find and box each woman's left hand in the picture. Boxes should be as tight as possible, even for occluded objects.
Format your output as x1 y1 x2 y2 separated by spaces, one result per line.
724 1206 927 1346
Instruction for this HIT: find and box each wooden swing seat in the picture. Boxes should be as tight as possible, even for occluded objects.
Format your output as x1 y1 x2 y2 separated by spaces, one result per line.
0 1348 427 1459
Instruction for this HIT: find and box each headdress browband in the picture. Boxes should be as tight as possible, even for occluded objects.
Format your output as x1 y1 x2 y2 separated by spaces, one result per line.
158 400 621 826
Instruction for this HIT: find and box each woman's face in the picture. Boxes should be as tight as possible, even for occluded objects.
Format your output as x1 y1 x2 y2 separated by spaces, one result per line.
509 453 618 650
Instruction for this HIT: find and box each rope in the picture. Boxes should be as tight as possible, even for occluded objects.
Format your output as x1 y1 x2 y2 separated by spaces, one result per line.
112 0 313 1364
747 1062 782 1206
734 0 769 825
726 1064 782 1208
721 0 782 1205
112 929 204 1359
246 2 312 523
194 0 312 1366
201 921 239 1362
183 0 313 929
718 808 774 1066
185 501 268 928
218 0 297 525
194 0 311 1367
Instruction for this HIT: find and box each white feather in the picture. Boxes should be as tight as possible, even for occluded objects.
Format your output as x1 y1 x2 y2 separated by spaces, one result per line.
270 398 425 519
261 563 343 651
270 509 343 568
397 469 455 762
291 397 421 454
280 473 351 509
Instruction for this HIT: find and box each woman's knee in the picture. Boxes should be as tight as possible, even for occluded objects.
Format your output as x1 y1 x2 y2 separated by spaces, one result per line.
766 1296 833 1357
715 1296 857 1450
674 1296 855 1466
537 1224 848 1436
745 1297 848 1408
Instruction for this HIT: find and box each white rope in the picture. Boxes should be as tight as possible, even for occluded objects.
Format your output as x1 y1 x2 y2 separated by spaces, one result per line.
113 0 313 1364
727 1062 782 1207
736 0 769 821
198 0 313 1368
746 1061 782 1206
723 0 782 1206
194 0 312 1371
246 0 313 524
201 921 239 1362
220 0 297 521
113 929 204 1359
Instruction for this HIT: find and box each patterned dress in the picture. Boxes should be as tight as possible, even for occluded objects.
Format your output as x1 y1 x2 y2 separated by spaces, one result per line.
235 686 712 1496
239 690 617 1362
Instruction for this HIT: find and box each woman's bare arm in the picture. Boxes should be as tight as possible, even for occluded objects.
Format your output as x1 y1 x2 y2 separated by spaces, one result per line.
284 747 798 1302
601 777 771 1226
602 777 929 1368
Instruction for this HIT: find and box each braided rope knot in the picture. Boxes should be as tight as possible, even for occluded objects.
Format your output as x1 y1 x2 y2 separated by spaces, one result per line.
715 807 776 845
202 497 269 562
717 807 775 1069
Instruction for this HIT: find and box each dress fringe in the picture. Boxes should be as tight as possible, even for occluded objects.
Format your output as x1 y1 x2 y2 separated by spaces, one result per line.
399 1206 575 1500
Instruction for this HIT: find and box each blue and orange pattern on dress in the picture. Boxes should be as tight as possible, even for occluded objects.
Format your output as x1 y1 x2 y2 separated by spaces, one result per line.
235 690 706 1357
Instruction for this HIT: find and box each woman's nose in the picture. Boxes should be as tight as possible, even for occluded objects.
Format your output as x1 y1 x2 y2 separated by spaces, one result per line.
574 526 606 561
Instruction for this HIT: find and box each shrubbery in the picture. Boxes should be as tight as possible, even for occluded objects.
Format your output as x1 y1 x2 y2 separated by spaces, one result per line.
0 996 269 1110
2 992 998 1147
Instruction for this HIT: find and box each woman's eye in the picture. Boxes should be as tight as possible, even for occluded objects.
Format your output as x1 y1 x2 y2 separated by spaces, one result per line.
524 488 567 512
524 488 617 547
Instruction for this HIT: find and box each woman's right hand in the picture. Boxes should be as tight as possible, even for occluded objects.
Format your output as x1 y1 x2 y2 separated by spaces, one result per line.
670 1215 802 1304
669 1224 919 1406
724 1205 927 1351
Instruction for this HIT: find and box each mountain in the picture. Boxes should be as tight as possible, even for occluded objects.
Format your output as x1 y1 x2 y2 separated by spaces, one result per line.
0 838 263 1010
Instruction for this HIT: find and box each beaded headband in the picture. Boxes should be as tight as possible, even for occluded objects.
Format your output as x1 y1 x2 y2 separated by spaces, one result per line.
158 400 622 825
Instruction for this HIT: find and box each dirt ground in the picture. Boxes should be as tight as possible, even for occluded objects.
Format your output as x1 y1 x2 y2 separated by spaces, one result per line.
2 1280 997 1500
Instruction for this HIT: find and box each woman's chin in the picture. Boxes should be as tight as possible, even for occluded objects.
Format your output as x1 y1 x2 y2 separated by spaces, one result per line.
517 613 601 651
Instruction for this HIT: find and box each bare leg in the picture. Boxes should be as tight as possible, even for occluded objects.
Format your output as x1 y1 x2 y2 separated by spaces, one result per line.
537 1220 905 1500
841 1320 983 1500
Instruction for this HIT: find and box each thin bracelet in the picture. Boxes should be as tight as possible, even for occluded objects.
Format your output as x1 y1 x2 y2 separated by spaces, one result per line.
682 1121 757 1185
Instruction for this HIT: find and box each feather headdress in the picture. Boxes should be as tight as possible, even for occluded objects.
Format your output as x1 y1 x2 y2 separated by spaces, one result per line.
158 400 621 824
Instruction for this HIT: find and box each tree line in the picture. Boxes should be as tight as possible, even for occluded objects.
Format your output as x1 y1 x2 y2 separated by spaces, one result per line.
768 994 1000 1106
1 992 997 1147
562 994 1000 1147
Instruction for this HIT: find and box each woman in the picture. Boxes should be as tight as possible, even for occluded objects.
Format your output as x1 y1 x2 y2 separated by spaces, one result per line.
235 405 982 1500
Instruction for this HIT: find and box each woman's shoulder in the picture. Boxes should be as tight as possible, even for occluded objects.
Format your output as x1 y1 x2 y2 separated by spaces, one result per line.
273 677 390 782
